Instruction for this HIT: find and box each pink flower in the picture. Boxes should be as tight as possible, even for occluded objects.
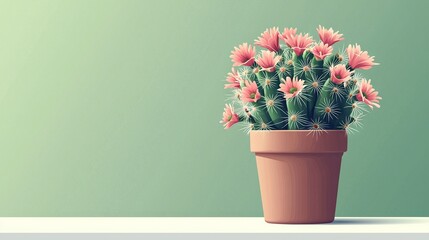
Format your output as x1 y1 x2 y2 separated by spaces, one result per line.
312 42 333 60
284 33 313 56
230 43 256 67
330 64 352 84
278 77 305 99
221 104 240 129
241 80 261 103
255 50 282 72
279 27 297 47
347 44 379 70
224 68 241 89
255 27 281 52
316 25 344 46
356 79 381 109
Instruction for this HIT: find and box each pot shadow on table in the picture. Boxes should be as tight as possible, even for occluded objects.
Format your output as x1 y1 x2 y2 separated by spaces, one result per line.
332 218 422 225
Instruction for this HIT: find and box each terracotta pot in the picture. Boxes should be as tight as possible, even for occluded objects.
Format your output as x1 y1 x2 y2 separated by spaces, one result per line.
250 130 347 224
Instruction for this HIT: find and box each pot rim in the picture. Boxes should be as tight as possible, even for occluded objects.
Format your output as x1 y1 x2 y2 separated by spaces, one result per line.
250 129 347 153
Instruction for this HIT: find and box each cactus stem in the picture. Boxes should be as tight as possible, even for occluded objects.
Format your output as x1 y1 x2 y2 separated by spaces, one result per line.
257 69 287 129
307 73 324 95
264 95 284 112
307 118 329 138
264 93 288 129
293 55 312 79
251 98 273 127
323 53 341 69
287 110 310 130
277 49 294 80
323 80 347 102
315 98 340 122
258 70 279 89
255 120 275 130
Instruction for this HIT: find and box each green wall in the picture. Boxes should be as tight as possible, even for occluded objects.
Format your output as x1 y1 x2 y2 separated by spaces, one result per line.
0 0 427 216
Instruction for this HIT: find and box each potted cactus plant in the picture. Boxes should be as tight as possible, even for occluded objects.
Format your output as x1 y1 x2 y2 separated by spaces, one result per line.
220 26 381 224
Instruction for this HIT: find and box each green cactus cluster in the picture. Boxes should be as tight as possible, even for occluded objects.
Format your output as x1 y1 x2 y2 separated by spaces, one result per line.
222 26 380 134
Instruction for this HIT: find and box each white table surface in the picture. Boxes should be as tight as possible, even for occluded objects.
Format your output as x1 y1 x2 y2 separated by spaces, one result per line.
0 217 427 233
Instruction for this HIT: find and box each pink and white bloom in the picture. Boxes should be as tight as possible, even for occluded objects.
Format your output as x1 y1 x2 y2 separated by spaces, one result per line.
330 64 352 84
284 33 313 56
278 77 305 99
347 44 379 70
221 104 240 129
255 27 281 52
255 50 282 72
224 68 242 89
279 27 297 47
312 42 333 60
356 79 381 109
230 43 256 67
316 25 344 46
241 80 261 103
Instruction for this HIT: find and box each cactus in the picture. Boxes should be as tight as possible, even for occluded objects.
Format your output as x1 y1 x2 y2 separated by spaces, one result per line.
238 65 275 129
336 77 358 128
313 79 345 128
221 26 380 134
279 77 309 130
286 99 309 130
256 70 286 129
277 48 294 80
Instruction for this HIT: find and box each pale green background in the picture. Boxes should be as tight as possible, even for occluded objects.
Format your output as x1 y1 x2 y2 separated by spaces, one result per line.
0 0 427 216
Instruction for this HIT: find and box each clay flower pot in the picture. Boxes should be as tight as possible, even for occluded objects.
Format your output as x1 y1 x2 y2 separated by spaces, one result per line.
250 130 347 224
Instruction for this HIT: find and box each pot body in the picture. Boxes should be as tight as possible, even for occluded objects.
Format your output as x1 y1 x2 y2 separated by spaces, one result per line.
250 130 347 224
